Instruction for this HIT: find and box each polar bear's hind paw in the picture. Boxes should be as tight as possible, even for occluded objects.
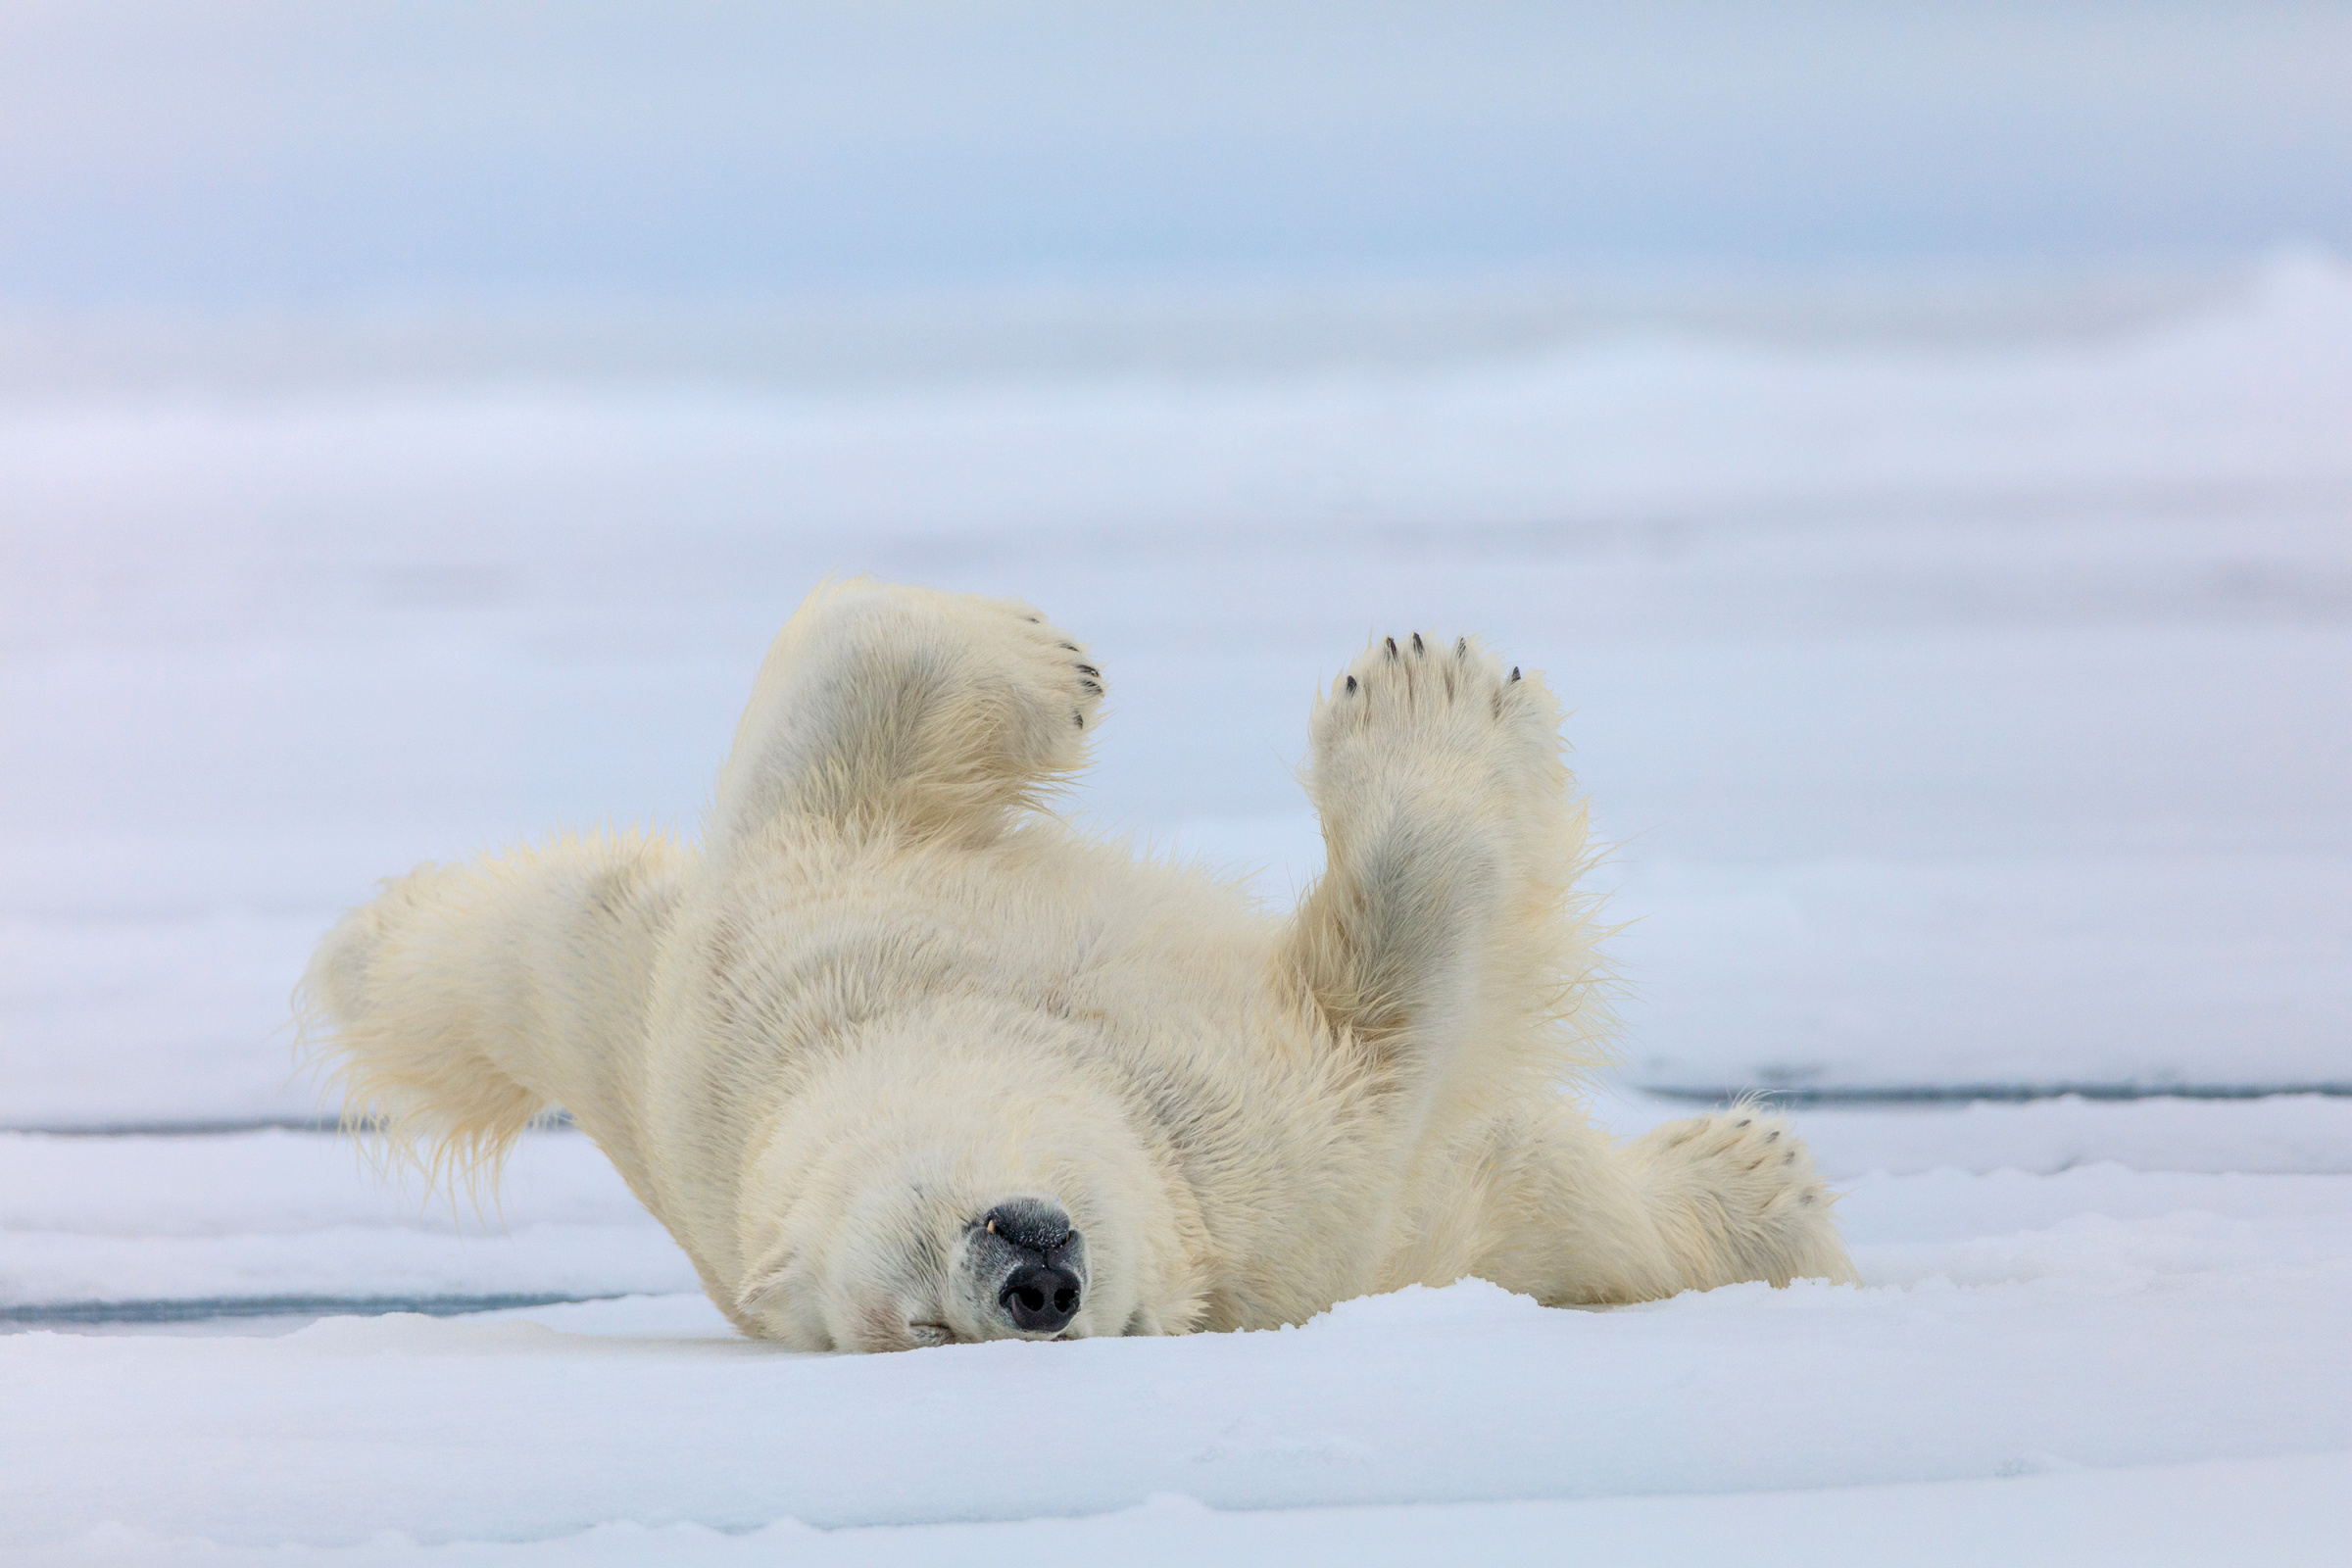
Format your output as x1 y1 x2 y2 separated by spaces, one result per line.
1631 1109 1855 1290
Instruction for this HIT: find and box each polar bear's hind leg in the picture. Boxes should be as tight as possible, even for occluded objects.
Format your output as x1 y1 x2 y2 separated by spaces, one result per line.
711 579 1105 851
1470 1100 1855 1304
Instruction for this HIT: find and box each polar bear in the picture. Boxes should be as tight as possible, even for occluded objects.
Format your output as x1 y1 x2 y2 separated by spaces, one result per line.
301 579 1850 1349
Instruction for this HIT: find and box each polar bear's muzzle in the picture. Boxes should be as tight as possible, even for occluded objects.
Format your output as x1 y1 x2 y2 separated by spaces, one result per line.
967 1197 1088 1338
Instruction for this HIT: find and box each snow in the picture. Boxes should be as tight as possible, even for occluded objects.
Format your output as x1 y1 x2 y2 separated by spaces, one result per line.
0 1130 691 1312
3 258 2348 1557
43 1455 2352 1568
6 255 2350 1121
8 1105 2348 1559
10 1095 2350 1316
7 1191 2349 1554
1616 1091 2352 1179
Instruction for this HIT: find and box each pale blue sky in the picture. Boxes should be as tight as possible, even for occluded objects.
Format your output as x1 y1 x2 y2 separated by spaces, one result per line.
2 1 2347 306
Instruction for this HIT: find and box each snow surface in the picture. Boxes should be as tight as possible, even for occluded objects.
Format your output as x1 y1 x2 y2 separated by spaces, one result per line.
35 1455 2352 1568
6 1182 2349 1556
9 1095 2350 1315
6 1096 2349 1558
3 262 2349 1558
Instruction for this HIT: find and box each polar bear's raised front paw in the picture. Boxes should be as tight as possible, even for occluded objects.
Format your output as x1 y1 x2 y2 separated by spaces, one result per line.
1316 630 1525 754
1307 628 1562 826
1288 627 1584 1055
715 580 1109 847
1001 602 1105 734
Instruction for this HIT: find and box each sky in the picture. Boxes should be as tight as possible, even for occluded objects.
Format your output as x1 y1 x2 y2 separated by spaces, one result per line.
2 1 2348 309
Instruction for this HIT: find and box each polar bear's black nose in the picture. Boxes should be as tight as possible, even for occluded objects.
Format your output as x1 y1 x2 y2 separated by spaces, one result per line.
980 1199 1086 1335
983 1199 1072 1253
999 1261 1083 1334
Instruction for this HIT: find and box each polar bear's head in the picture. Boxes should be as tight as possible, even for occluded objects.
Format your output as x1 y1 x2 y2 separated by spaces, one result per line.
732 1037 1198 1350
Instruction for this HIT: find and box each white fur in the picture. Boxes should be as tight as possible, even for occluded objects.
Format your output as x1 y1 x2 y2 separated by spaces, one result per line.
300 580 1853 1350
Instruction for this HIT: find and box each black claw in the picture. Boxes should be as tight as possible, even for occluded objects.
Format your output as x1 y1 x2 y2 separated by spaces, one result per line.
1410 632 1424 655
1074 712 1084 728
1026 615 1042 623
1455 636 1467 658
1079 679 1102 694
1060 642 1079 652
1075 664 1099 677
1345 674 1357 694
1384 636 1397 659
1509 666 1522 682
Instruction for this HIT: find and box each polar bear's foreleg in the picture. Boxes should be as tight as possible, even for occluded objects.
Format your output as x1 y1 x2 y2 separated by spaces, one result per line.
297 830 685 1184
1283 631 1603 1145
1473 1103 1854 1302
710 579 1103 852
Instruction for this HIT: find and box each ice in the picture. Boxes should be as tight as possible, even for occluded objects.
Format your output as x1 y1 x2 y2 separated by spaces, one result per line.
5 256 2351 1120
1616 1092 2352 1178
43 1456 2352 1567
0 1129 690 1312
5 1192 2347 1552
4 255 2349 1556
10 1097 2350 1316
